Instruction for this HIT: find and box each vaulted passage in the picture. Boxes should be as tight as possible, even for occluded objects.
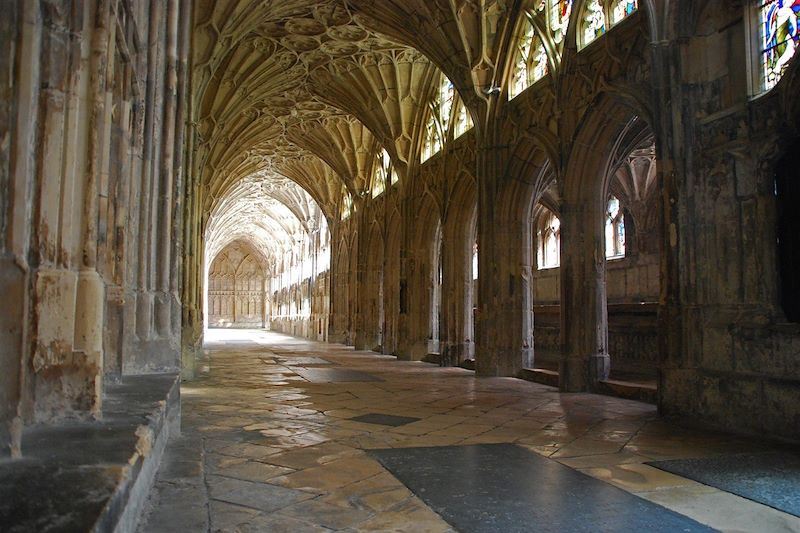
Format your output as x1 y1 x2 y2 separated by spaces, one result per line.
2 1 800 531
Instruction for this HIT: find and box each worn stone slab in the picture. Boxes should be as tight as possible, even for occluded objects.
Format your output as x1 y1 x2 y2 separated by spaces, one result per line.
207 474 315 512
293 368 383 383
276 357 333 366
648 452 800 517
369 443 719 533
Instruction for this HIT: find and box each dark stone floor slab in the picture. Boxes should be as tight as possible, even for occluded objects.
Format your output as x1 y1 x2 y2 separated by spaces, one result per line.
648 452 800 517
293 367 383 383
277 356 333 366
369 443 718 533
350 413 420 427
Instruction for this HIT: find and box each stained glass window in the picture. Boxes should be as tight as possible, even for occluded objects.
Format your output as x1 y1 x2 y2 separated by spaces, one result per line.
605 196 625 258
550 0 574 45
609 0 637 25
454 99 474 137
422 75 458 161
582 0 606 46
372 148 398 197
510 21 550 99
439 79 455 129
759 0 800 91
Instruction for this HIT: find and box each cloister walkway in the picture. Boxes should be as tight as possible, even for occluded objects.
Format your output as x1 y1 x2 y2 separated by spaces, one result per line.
138 330 799 532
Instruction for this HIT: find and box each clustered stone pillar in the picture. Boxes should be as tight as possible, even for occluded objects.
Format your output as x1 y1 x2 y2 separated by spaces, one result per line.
439 200 476 366
558 201 610 390
0 0 189 456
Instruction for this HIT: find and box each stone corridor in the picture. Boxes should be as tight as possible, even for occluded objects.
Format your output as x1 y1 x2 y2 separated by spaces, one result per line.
138 331 800 533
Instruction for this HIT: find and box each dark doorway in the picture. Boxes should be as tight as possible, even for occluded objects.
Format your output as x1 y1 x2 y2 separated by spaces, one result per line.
775 141 800 322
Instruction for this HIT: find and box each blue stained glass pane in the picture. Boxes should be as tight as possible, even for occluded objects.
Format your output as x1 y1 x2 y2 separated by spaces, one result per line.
761 0 800 90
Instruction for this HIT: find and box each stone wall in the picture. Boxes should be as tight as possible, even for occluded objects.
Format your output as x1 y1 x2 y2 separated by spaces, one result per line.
0 0 189 456
207 241 267 329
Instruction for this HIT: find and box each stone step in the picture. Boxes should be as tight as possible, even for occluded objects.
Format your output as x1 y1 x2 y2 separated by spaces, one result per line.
0 374 180 533
518 368 658 404
598 378 658 404
518 368 559 387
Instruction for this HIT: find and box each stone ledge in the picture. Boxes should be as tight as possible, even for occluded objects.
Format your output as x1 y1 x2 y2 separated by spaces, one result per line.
0 373 180 533
597 378 658 404
518 368 559 388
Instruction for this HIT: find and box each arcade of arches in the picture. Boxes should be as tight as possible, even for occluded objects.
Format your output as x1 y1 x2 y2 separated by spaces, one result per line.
2 0 800 531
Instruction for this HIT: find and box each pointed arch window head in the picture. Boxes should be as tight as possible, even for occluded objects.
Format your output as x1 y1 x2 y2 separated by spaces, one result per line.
510 21 550 99
605 195 626 258
421 110 444 162
550 0 574 44
759 0 800 91
341 190 353 220
371 148 398 198
454 99 474 138
582 0 606 46
536 209 561 269
609 0 638 25
422 75 460 161
439 79 455 129
578 0 638 49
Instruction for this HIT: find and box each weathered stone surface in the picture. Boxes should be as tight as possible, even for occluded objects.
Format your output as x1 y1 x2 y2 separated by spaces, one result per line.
0 374 179 533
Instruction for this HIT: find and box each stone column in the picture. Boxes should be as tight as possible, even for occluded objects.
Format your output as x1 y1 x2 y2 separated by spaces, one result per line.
73 0 113 418
439 209 475 366
155 0 179 341
135 0 162 346
396 211 436 361
558 201 609 391
353 206 371 350
475 140 534 376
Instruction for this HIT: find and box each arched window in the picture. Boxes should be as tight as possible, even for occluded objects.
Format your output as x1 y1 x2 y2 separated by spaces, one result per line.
510 20 550 99
609 0 638 25
341 189 353 220
544 0 574 45
454 99 474 138
582 0 606 47
605 195 626 258
422 75 469 160
579 0 638 49
758 0 800 91
371 148 397 198
536 209 561 269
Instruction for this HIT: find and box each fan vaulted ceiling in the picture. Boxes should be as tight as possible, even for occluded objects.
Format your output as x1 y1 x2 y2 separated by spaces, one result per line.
192 0 509 262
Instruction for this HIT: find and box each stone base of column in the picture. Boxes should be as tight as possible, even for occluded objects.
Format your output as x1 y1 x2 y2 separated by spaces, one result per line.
354 333 381 352
136 291 154 341
559 353 610 392
589 353 611 384
559 357 588 392
440 342 471 366
396 341 428 361
475 347 532 377
155 291 172 338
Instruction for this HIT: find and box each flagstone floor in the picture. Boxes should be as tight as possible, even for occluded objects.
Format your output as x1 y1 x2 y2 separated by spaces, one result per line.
137 329 800 533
